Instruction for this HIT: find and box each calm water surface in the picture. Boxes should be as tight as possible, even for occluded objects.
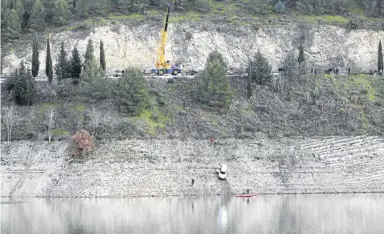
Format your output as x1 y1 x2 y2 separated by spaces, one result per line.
1 194 384 234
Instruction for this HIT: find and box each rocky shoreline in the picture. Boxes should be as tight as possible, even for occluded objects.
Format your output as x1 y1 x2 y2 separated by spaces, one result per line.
2 136 384 197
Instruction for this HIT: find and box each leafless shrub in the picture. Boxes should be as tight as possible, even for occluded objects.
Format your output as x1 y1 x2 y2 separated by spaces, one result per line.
71 130 95 157
185 31 193 41
88 106 100 136
271 76 286 93
276 146 302 169
312 86 320 99
1 106 19 142
45 108 55 142
304 91 311 105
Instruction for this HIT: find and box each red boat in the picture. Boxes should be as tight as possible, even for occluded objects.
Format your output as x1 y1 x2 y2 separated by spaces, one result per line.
234 193 258 198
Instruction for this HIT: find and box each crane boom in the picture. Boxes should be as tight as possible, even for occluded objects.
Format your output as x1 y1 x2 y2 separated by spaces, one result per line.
155 6 171 69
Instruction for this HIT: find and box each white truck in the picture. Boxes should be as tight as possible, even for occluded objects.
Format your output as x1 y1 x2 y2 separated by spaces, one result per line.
216 164 227 180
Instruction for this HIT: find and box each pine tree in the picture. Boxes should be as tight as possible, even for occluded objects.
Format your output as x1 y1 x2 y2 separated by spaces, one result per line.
84 39 94 69
79 57 110 100
379 40 383 73
248 50 272 84
70 46 82 81
297 44 305 64
14 61 37 105
100 40 106 71
198 50 232 109
54 41 70 83
32 34 39 78
45 37 53 83
116 68 149 114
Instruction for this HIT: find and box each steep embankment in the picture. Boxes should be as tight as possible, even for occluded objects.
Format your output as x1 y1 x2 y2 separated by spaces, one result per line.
1 19 384 75
1 15 384 197
2 136 384 197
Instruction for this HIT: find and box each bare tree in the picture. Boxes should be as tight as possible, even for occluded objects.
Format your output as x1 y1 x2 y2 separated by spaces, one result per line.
2 106 18 142
45 108 55 142
89 106 100 136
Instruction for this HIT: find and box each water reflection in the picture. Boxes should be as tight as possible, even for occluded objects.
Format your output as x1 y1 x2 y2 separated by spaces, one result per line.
1 194 384 234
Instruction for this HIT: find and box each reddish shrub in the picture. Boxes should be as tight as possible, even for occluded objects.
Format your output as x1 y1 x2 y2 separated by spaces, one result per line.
71 130 95 157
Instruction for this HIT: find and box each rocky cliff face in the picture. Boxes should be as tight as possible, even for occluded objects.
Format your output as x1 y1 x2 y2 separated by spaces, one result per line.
1 20 383 75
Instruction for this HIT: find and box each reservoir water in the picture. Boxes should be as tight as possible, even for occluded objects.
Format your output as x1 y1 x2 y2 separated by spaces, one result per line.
1 194 384 234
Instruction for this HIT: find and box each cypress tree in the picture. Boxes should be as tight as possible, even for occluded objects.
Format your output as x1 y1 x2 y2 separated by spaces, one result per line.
378 40 383 73
84 39 94 69
54 41 70 84
45 37 53 83
70 46 82 81
32 34 39 78
100 40 106 71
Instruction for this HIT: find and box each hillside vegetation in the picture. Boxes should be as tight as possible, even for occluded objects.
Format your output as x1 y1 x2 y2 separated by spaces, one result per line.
2 0 384 42
2 68 384 143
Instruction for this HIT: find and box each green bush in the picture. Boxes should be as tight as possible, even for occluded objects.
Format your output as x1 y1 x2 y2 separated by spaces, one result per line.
116 68 149 115
13 62 37 106
248 50 272 85
78 58 111 100
198 50 233 109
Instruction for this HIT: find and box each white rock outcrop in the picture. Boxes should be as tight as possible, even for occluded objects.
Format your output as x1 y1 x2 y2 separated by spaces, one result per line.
1 21 383 75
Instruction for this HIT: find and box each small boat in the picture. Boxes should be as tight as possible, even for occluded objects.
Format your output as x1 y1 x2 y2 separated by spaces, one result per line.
234 193 258 198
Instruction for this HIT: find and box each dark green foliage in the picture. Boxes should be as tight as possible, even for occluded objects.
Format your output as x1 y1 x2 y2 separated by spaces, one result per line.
379 40 383 72
1 0 382 41
116 68 149 114
275 0 286 13
366 0 384 17
32 34 39 78
100 40 106 71
296 0 348 15
70 46 82 80
84 39 94 69
54 42 71 83
79 58 111 100
13 61 37 106
45 37 53 83
245 0 270 14
248 51 272 85
297 44 305 65
53 0 70 25
30 0 46 30
198 50 232 109
2 9 21 38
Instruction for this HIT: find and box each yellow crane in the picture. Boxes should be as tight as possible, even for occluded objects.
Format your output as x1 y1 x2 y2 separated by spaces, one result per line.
151 6 182 75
